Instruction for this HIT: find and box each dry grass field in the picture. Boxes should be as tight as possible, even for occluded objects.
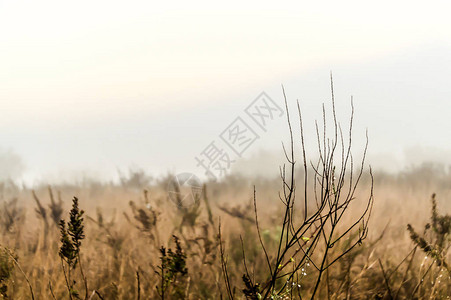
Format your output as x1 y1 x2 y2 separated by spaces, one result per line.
1 98 451 300
0 159 451 299
3 1 451 299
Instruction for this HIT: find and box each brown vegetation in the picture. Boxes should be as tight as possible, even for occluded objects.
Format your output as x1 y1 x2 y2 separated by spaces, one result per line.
0 85 450 299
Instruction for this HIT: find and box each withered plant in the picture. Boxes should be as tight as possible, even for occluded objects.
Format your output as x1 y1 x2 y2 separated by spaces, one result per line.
220 77 374 299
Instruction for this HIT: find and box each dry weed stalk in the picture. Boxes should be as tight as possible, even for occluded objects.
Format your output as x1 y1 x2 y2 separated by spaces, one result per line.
220 77 374 299
406 193 451 298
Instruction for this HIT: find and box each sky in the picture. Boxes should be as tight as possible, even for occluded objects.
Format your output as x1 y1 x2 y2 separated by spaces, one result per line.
1 0 451 184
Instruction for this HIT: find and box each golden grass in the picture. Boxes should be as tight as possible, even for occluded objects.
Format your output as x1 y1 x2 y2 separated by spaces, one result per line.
0 165 449 299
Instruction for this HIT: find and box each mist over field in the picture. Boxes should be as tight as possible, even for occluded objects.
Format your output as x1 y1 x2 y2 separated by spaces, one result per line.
2 1 451 299
1 1 451 185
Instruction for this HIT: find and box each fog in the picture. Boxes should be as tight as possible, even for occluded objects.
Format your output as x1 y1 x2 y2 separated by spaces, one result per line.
1 1 451 185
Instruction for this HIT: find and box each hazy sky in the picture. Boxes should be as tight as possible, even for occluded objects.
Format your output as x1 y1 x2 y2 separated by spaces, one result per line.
1 0 451 184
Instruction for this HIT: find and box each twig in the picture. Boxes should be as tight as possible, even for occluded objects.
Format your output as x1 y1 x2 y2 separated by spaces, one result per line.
218 220 234 300
5 248 35 300
136 269 141 300
378 259 393 299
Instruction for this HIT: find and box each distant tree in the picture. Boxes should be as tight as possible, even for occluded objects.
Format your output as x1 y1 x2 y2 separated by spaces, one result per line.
118 167 152 189
0 148 24 181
